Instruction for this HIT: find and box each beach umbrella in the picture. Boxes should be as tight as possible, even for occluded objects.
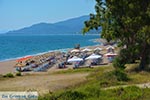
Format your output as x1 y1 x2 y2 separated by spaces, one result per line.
104 52 117 57
70 49 80 53
106 46 115 50
94 47 102 51
16 56 33 62
85 54 102 60
82 48 92 52
67 56 83 62
14 63 24 68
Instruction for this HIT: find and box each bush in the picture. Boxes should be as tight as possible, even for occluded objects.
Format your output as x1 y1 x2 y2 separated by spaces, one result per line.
58 90 86 100
84 85 101 97
114 86 143 100
113 48 138 70
95 71 119 87
97 70 129 83
113 70 129 81
99 81 109 87
0 74 3 78
113 57 126 70
16 72 22 76
38 94 56 100
39 90 86 100
3 73 14 78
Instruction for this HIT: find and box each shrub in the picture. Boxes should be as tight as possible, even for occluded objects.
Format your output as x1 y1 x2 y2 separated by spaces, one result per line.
97 69 129 84
3 73 14 78
84 85 101 97
118 86 143 100
58 90 86 100
95 71 119 87
16 72 22 76
113 56 125 70
99 81 109 87
113 70 129 81
113 48 138 70
38 94 55 100
0 74 3 78
39 90 86 100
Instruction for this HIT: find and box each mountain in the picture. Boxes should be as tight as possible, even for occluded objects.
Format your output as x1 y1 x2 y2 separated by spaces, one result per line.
6 15 99 35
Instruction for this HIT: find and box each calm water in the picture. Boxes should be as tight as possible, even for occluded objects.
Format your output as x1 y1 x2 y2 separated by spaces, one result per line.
0 34 100 61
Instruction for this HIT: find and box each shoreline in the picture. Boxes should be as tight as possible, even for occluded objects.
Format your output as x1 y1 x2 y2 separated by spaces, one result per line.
0 44 107 75
0 33 100 36
0 34 100 62
0 43 100 62
0 48 71 62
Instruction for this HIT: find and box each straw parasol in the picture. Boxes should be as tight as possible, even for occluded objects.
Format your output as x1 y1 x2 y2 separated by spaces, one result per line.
16 56 33 62
14 63 24 68
94 47 102 51
106 46 115 50
70 49 80 53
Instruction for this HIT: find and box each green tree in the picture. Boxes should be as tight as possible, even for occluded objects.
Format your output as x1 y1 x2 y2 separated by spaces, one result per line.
83 0 150 70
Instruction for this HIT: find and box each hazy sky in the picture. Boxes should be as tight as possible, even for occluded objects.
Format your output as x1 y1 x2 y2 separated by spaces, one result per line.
0 0 95 30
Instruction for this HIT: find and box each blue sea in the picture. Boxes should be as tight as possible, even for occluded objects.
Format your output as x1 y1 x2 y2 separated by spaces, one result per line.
0 34 100 61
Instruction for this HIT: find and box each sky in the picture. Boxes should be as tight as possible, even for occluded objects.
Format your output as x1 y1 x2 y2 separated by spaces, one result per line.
0 0 95 31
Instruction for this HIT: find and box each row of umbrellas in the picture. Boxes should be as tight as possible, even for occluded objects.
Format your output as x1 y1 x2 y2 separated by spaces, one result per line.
67 53 102 62
16 46 114 62
16 56 33 62
67 52 117 63
15 56 33 68
70 47 103 53
15 46 116 66
70 46 114 53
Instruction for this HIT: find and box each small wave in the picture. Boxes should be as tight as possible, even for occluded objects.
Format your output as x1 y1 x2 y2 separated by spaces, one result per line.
0 48 73 62
0 54 35 62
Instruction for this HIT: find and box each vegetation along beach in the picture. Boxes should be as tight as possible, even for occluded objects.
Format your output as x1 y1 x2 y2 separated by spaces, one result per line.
0 0 150 100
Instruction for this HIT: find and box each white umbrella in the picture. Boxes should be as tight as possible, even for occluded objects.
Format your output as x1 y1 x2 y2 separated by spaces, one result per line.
104 52 117 57
85 54 102 60
67 56 83 62
106 46 114 50
94 47 102 51
82 48 92 52
70 49 80 53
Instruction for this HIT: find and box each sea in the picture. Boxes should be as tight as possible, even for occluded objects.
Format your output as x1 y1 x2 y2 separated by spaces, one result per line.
0 34 100 61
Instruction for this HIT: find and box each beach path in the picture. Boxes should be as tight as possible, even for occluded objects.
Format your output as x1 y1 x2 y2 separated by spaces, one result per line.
0 72 89 94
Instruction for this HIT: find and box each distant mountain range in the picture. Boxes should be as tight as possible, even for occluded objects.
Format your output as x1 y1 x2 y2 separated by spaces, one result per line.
6 15 100 35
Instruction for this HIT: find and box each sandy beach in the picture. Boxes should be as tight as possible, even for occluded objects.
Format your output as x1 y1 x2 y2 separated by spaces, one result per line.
0 44 117 75
0 60 16 74
0 44 118 94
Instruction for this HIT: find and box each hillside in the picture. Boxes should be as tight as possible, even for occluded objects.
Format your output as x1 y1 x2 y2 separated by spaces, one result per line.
6 15 99 35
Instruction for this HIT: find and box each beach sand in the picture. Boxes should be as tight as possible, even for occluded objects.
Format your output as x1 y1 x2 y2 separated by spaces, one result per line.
0 45 117 75
0 60 16 74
